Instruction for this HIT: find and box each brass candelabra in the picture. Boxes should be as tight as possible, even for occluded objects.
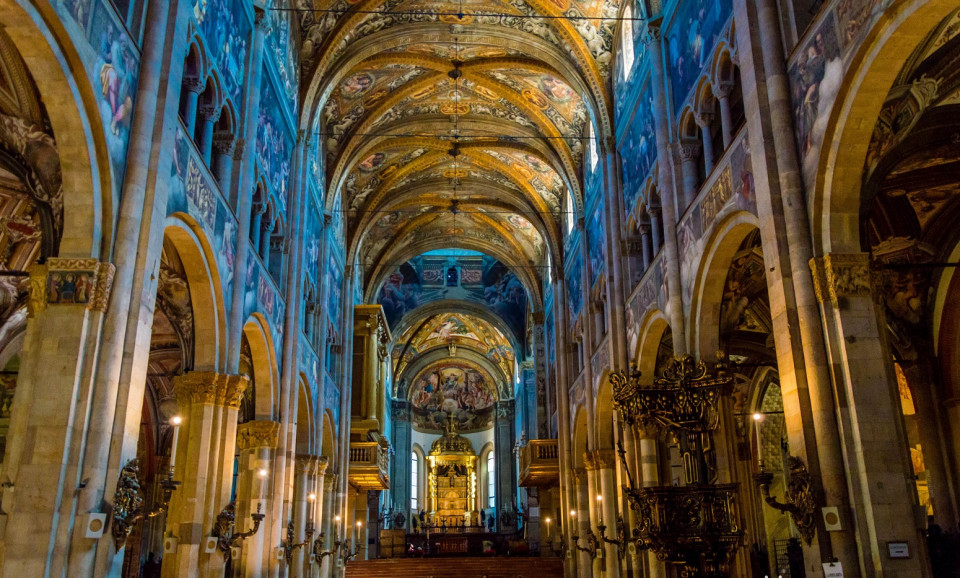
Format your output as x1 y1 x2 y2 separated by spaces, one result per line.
112 459 181 550
281 520 315 564
213 501 265 562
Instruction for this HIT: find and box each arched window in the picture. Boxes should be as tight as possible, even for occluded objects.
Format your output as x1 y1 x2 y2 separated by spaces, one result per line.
587 122 599 171
411 451 419 510
620 4 635 82
487 452 495 508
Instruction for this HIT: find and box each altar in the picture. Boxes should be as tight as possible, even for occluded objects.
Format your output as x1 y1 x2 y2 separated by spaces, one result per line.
427 416 477 526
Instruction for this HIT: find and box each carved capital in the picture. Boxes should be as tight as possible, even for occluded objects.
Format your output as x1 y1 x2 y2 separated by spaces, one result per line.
255 9 271 34
213 133 237 156
809 253 875 305
641 19 662 46
694 111 715 128
295 454 321 475
676 141 701 161
621 237 644 256
173 371 221 406
182 77 204 95
223 374 250 409
237 420 282 451
317 456 329 475
583 449 617 471
199 104 220 122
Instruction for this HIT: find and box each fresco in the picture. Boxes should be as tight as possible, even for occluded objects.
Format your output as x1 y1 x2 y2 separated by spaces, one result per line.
326 253 343 340
587 200 606 287
299 335 321 396
192 0 250 106
789 0 884 187
303 203 322 282
376 253 528 344
257 67 293 211
409 362 496 432
591 341 609 396
619 77 657 220
677 136 756 309
266 0 299 115
168 126 237 306
54 0 141 185
566 246 583 322
666 0 732 111
325 374 340 436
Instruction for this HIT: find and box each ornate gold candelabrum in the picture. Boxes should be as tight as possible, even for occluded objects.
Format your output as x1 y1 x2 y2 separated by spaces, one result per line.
213 501 265 562
571 528 600 559
753 456 819 545
611 354 744 578
596 515 628 559
112 459 181 550
282 520 315 564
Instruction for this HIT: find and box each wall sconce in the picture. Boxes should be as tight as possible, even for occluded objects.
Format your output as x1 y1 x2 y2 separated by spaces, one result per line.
213 501 265 563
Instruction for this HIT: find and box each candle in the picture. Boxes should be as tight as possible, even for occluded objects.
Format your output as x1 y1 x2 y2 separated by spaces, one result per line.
355 521 362 546
169 416 182 475
596 495 603 526
335 515 341 538
752 413 764 470
258 468 268 501
545 517 551 539
308 492 316 524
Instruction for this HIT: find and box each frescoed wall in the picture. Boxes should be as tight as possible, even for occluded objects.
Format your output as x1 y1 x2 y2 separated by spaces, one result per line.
168 126 237 307
54 0 141 188
376 253 528 344
619 77 657 220
192 0 251 108
265 0 299 117
303 201 322 283
587 200 606 287
325 374 341 436
565 245 583 322
326 252 343 341
788 0 885 187
409 361 496 433
665 0 732 112
257 66 294 212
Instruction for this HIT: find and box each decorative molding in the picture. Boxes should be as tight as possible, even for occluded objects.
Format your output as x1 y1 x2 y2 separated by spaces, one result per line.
237 420 282 451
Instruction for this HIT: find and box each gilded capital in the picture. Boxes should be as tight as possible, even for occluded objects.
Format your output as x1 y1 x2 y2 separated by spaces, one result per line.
296 454 320 475
237 420 281 451
222 374 250 409
173 371 221 406
583 449 616 471
317 456 329 475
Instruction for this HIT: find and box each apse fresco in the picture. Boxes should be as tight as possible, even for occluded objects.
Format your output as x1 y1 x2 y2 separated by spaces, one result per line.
566 247 583 322
376 254 528 344
167 126 237 307
588 201 606 286
53 0 140 185
409 363 495 432
192 0 251 106
257 67 293 211
266 0 299 115
666 0 732 111
619 77 657 219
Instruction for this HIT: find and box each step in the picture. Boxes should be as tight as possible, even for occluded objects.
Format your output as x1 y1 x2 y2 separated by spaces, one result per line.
344 556 565 578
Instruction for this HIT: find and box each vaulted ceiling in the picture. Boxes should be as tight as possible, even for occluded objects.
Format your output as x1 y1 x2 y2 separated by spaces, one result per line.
296 0 622 294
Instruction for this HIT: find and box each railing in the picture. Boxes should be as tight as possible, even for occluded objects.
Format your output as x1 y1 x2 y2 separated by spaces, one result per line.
348 441 390 491
518 439 559 487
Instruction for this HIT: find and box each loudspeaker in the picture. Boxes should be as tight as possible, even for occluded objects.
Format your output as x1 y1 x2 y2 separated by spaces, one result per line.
822 506 842 531
84 513 107 539
164 536 179 553
204 536 219 553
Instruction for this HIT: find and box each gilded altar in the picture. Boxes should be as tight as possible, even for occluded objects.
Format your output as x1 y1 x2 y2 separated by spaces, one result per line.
427 417 477 526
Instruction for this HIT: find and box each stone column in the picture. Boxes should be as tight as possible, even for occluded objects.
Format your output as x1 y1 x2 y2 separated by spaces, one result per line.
495 400 517 531
163 372 248 578
235 420 281 578
213 134 236 194
390 401 412 520
0 261 112 577
586 450 620 577
638 221 652 270
319 474 337 578
676 140 701 209
182 78 203 136
642 20 687 355
695 112 715 175
811 254 927 576
552 276 578 578
199 105 219 164
573 469 592 578
715 83 734 149
637 426 665 578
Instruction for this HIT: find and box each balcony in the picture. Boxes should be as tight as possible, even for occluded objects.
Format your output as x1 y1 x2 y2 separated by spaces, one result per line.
518 439 559 487
348 441 390 491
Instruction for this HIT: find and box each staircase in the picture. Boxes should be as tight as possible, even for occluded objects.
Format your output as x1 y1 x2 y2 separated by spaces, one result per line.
344 556 565 577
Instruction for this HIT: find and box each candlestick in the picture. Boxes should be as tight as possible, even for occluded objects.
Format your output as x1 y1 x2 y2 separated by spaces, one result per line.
308 492 316 524
169 416 182 475
596 495 603 527
545 517 551 539
752 413 764 470
335 515 341 538
355 521 362 547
